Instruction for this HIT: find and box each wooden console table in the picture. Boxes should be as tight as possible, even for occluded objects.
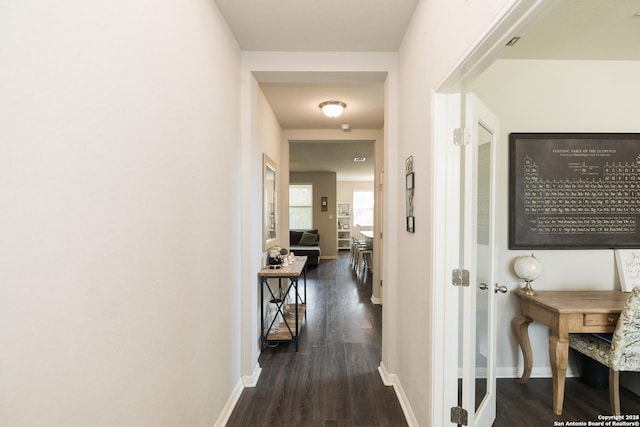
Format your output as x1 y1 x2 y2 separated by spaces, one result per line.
512 290 627 415
258 256 307 351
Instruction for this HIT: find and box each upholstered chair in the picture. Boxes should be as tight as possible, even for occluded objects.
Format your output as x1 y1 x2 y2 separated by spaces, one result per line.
568 286 640 415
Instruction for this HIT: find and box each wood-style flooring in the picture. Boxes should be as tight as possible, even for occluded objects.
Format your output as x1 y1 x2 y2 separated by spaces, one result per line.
226 252 408 427
227 252 640 426
495 377 640 426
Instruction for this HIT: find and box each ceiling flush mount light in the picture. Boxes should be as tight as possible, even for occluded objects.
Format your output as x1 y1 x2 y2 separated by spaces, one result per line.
353 157 366 162
319 100 346 118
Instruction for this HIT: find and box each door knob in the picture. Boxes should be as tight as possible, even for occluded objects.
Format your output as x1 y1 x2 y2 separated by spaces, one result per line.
494 283 508 294
479 282 489 290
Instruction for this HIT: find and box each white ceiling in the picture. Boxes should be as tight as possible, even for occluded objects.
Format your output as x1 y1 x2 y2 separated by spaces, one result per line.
216 0 640 181
260 82 384 130
214 0 419 52
502 0 640 60
290 140 375 181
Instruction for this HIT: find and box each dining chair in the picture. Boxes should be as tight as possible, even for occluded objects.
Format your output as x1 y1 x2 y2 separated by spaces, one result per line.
568 286 640 415
355 237 373 281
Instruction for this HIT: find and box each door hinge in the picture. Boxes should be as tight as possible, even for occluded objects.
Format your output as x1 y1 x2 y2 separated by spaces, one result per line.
452 269 470 287
453 127 471 146
451 406 468 425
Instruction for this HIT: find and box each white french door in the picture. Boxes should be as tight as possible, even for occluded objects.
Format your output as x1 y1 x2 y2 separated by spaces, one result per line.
457 93 500 427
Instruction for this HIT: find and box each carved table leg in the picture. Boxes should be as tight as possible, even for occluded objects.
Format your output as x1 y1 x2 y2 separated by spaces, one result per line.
549 335 569 415
511 316 533 383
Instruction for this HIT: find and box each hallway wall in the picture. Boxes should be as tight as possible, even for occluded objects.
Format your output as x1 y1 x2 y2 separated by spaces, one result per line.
290 171 339 257
0 1 242 426
395 0 525 425
469 59 640 378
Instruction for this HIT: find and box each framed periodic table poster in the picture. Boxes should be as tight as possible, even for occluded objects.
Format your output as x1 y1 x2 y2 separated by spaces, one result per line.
509 133 640 249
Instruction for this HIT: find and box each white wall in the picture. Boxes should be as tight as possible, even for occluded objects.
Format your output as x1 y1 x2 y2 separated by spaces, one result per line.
258 87 286 251
469 59 640 377
396 1 525 425
0 2 242 426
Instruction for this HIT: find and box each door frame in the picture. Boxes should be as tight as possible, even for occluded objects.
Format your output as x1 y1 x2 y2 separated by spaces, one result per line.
430 0 554 425
239 53 400 386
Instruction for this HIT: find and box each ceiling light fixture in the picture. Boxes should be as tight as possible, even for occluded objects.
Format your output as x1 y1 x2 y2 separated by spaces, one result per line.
319 100 346 118
354 157 366 162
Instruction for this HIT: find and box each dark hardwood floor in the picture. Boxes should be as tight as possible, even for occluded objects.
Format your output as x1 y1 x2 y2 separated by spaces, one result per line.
227 252 640 426
495 377 640 426
226 252 408 427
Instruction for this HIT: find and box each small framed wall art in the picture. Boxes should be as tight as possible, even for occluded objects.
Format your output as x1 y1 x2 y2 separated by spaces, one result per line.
406 155 415 233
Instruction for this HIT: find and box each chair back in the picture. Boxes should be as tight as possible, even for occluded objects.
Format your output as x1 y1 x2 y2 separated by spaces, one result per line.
611 286 640 371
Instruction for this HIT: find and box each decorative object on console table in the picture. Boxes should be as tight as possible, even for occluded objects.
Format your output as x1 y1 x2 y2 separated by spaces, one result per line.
513 254 542 295
615 249 640 292
268 247 283 268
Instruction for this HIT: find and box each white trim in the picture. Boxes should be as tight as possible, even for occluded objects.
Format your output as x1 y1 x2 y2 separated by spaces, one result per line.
370 295 382 305
495 366 579 379
435 0 555 93
242 362 262 387
213 363 263 427
430 92 462 427
431 1 556 425
241 52 400 411
212 379 244 427
378 362 419 427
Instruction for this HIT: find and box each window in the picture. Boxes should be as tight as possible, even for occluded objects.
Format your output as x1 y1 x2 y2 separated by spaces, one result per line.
289 184 313 229
353 190 374 227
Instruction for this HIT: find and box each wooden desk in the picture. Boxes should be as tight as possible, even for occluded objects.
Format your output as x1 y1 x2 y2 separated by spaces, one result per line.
512 290 627 415
258 256 307 351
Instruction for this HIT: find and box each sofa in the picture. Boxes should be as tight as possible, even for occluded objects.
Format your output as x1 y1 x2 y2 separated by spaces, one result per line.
289 229 321 268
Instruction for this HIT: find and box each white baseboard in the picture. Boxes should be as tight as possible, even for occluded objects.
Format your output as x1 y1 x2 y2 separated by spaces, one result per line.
378 362 419 427
370 295 382 305
242 363 262 387
213 363 261 427
495 366 578 379
213 378 243 427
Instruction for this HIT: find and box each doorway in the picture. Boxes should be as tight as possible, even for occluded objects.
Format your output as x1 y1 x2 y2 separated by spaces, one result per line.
239 59 398 395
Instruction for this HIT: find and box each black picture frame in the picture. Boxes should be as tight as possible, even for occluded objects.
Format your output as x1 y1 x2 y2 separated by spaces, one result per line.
406 171 415 232
509 132 640 249
407 216 415 233
406 172 414 190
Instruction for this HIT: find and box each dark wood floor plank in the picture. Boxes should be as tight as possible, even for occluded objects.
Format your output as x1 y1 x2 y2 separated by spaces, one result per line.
227 253 640 427
345 343 379 425
226 253 407 427
495 377 640 426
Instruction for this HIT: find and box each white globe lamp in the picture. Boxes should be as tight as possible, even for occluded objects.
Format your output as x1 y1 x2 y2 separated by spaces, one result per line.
513 254 542 296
